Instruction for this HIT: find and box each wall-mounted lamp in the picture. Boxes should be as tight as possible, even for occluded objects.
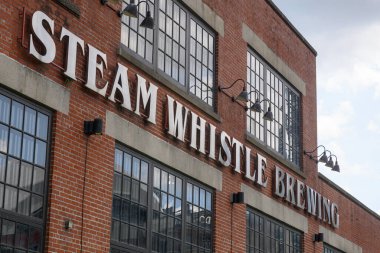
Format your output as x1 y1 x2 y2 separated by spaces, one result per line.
84 118 103 135
64 219 74 230
313 233 324 242
247 93 274 122
304 145 340 172
230 192 245 204
218 79 248 102
119 0 154 29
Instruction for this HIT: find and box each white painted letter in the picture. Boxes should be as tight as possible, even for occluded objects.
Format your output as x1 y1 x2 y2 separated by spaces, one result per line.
275 166 285 197
218 131 231 167
29 11 56 63
245 147 255 182
254 153 268 187
296 180 305 209
208 124 216 160
331 203 339 228
306 186 318 216
167 95 189 141
231 138 244 173
286 173 296 205
60 27 84 80
135 74 158 124
190 112 206 154
86 44 108 96
109 63 132 110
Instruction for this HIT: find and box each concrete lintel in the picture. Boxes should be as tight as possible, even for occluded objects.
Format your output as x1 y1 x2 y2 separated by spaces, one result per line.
242 23 306 95
106 110 223 191
319 226 362 253
182 0 224 37
241 183 308 232
0 53 70 114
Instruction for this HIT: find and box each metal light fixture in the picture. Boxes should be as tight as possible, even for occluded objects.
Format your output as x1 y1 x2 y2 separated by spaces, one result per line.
230 192 245 204
247 93 274 121
263 105 274 121
218 78 248 102
120 0 154 29
84 118 103 135
304 145 340 172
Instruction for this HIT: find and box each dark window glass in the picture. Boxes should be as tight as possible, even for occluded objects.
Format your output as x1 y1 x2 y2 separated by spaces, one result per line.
246 50 301 167
111 147 213 253
246 209 302 253
324 244 345 253
121 0 216 107
0 88 50 253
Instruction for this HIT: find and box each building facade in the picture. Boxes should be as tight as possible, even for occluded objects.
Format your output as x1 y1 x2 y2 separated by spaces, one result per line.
0 0 379 252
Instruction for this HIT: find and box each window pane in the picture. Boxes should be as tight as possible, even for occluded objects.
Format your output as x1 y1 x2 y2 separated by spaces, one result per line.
24 107 36 135
22 134 34 163
29 227 42 252
1 220 15 246
6 157 19 186
0 124 8 153
0 154 6 182
32 167 45 194
4 186 17 211
9 129 22 158
18 190 30 216
15 223 28 249
31 194 43 218
36 113 48 140
11 101 23 130
0 95 11 124
34 140 46 167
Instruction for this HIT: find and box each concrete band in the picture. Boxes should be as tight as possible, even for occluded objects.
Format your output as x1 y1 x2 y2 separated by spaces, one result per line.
182 0 224 37
242 23 307 95
0 53 70 115
105 110 223 191
241 183 309 233
319 226 363 253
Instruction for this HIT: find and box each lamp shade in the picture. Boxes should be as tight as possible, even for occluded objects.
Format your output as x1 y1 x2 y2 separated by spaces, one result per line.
332 161 340 172
121 0 138 17
318 152 328 164
326 157 334 168
263 106 274 121
235 90 249 102
140 11 154 29
250 99 262 112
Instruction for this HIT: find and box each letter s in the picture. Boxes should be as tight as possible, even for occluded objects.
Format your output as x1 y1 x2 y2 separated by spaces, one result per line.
29 11 56 63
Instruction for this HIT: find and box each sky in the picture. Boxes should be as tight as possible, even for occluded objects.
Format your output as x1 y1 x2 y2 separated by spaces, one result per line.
272 0 380 215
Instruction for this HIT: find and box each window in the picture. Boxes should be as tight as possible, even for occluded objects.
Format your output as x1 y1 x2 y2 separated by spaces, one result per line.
0 88 51 252
121 0 216 107
246 50 301 166
246 209 302 253
110 147 213 253
324 244 345 253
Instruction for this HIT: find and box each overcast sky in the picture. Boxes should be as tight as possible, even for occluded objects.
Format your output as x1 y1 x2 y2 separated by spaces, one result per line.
272 0 380 215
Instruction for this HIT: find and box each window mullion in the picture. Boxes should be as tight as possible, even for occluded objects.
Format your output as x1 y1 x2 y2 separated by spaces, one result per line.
185 11 191 94
152 0 159 74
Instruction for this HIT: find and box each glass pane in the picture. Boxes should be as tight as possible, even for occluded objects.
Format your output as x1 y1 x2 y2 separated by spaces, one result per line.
206 192 211 211
122 177 131 199
29 227 42 251
139 206 147 227
22 134 34 163
31 194 43 218
4 186 17 211
112 197 121 219
15 223 29 249
187 183 192 202
6 157 19 186
0 124 8 153
175 178 182 198
1 219 15 245
129 226 138 246
140 184 148 205
123 153 132 176
154 167 160 189
36 113 48 140
113 173 122 195
140 161 148 184
9 129 22 158
0 154 6 181
120 223 128 243
32 167 44 194
131 180 139 202
114 149 123 173
18 190 30 215
161 171 168 192
111 220 120 241
24 107 36 135
132 157 140 180
121 199 130 222
0 94 11 124
168 174 175 195
130 203 138 225
34 140 46 167
11 101 24 130
0 183 3 208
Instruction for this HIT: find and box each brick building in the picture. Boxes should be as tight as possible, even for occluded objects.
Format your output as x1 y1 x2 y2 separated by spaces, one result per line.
0 0 379 252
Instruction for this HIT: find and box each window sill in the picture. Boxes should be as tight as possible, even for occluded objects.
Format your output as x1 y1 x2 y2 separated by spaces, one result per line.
245 132 305 179
118 43 221 123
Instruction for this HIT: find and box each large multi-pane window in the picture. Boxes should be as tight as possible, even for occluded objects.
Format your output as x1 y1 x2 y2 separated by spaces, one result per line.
110 147 213 253
246 209 302 253
0 88 50 252
121 0 216 107
246 50 301 166
324 244 345 253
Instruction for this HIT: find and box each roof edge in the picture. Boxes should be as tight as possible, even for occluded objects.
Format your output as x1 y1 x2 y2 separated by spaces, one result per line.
318 173 380 221
265 0 318 56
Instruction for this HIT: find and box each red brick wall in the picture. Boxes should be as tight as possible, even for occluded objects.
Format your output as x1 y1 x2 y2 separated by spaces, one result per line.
0 0 378 252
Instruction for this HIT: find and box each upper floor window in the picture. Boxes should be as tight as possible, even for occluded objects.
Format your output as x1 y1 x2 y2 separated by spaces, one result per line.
0 87 51 252
121 0 216 107
246 50 301 167
110 147 213 253
246 208 303 253
324 244 345 253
